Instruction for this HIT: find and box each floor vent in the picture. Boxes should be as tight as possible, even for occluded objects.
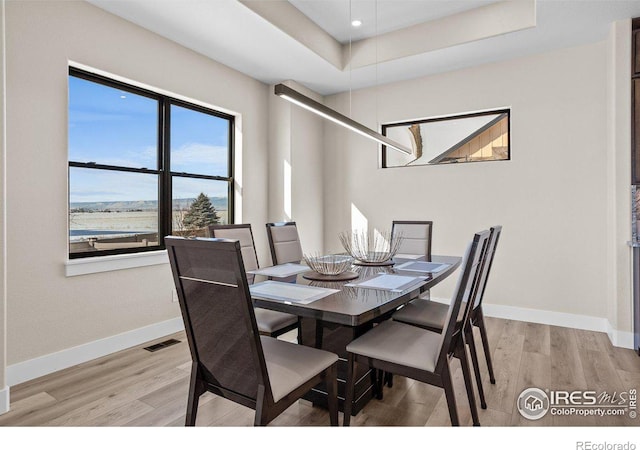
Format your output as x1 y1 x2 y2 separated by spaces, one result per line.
144 338 181 352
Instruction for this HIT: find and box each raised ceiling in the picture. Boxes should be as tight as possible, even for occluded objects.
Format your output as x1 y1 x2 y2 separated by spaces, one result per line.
288 0 500 43
87 0 640 96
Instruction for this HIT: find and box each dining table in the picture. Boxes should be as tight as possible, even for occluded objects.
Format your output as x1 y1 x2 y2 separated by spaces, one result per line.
250 254 462 415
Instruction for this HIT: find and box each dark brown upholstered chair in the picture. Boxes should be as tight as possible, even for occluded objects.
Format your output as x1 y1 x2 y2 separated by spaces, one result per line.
265 222 303 265
392 225 502 409
208 224 299 339
392 220 433 258
343 230 490 426
166 236 339 426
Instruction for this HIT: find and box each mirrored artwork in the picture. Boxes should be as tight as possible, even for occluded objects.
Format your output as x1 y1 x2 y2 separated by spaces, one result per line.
382 109 510 168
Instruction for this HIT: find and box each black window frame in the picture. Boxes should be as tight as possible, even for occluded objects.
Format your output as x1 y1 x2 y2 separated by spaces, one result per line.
381 108 511 168
68 67 235 259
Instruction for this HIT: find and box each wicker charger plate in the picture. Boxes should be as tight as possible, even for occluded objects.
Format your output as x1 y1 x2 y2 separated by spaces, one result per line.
302 270 359 281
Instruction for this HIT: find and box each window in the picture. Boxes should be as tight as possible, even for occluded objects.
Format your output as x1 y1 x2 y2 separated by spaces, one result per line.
68 68 234 258
381 109 510 168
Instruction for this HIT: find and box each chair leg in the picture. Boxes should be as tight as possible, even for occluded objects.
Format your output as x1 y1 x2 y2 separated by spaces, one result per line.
297 318 303 345
343 353 356 426
326 364 338 426
185 363 204 426
476 309 496 384
465 326 487 409
442 363 459 426
384 372 394 388
369 366 378 398
254 384 268 426
376 369 384 399
457 342 480 426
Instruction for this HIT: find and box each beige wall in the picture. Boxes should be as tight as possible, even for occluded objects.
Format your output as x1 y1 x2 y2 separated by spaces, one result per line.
4 1 269 366
606 19 633 340
324 41 618 326
1 0 7 403
268 81 324 257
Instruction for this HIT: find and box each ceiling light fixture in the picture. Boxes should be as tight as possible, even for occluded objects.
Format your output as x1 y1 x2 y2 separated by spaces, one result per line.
351 19 362 27
274 83 412 155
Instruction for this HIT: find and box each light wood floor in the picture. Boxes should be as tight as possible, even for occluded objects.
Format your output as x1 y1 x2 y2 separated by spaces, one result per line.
0 317 639 427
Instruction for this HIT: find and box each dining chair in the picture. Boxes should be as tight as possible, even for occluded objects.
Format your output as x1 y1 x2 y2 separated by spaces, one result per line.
265 221 327 349
392 220 433 258
343 230 490 426
166 236 339 426
208 223 300 339
265 221 303 265
391 225 502 408
378 220 434 392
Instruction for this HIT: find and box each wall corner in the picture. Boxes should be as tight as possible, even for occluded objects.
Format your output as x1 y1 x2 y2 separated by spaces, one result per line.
0 385 8 415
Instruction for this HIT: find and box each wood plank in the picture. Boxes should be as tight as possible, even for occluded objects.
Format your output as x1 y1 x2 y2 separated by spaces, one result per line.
549 326 595 426
138 377 189 409
86 400 155 426
550 326 588 390
608 346 640 373
482 320 525 414
9 344 148 403
0 318 637 427
391 376 440 411
270 400 332 426
574 329 610 353
617 368 640 386
578 348 635 426
510 351 552 426
482 316 506 350
476 407 512 426
424 359 473 426
471 315 504 387
523 322 551 356
46 341 189 401
43 368 188 426
0 392 57 425
127 391 216 427
350 399 435 426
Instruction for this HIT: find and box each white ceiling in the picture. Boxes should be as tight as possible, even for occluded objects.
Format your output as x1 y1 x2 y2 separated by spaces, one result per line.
288 0 499 43
87 0 640 96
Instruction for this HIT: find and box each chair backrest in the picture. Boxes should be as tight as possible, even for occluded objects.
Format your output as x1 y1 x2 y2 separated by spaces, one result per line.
208 224 259 272
166 236 273 408
266 222 303 265
391 220 433 258
435 230 490 372
472 225 502 310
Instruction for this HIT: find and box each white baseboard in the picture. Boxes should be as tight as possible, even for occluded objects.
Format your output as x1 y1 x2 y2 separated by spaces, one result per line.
7 317 184 386
431 297 634 349
482 303 609 333
606 323 635 349
4 301 636 388
0 385 9 416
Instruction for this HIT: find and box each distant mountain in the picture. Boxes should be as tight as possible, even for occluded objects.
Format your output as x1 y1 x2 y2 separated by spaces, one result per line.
70 197 228 212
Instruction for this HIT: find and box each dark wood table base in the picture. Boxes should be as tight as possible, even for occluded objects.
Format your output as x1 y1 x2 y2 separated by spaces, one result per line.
300 318 376 415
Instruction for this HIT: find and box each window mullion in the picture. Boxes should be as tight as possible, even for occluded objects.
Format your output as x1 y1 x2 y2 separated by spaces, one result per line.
160 98 172 245
228 116 235 224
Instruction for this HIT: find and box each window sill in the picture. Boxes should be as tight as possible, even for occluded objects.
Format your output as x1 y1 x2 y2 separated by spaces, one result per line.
65 250 169 277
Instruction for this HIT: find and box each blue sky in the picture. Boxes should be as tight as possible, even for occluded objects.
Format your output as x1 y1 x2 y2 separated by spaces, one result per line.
69 76 230 202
